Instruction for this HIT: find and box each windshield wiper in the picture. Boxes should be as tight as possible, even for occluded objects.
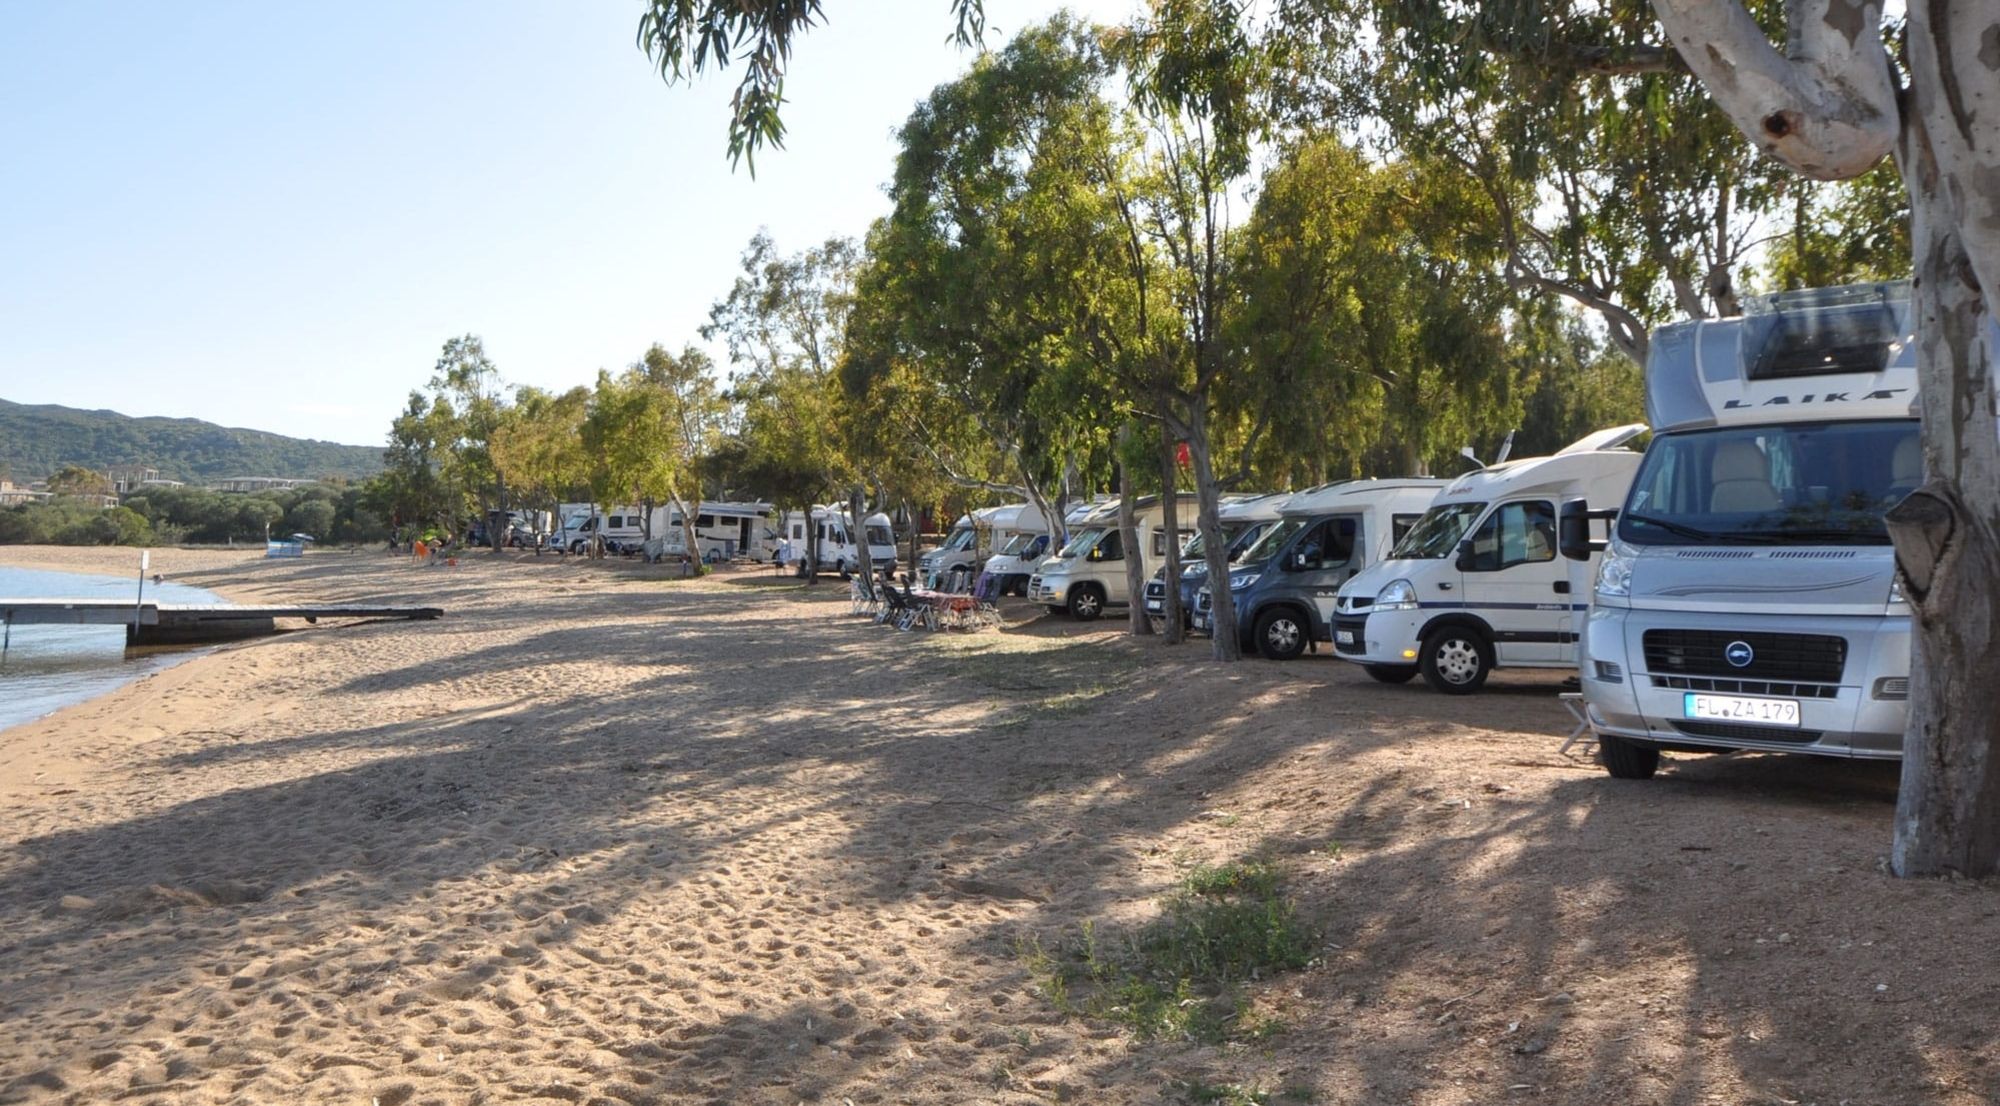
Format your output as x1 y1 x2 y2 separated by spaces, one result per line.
1621 512 1724 541
1740 527 1888 545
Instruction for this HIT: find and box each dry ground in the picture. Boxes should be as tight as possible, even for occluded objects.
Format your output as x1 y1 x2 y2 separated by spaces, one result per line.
0 545 1993 1106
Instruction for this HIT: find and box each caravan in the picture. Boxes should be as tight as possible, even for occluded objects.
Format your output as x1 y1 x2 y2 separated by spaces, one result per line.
1029 495 1197 620
1331 427 1646 691
552 504 648 554
777 505 898 576
1144 492 1290 628
647 501 776 563
986 500 1097 596
1567 283 1926 777
1192 480 1447 658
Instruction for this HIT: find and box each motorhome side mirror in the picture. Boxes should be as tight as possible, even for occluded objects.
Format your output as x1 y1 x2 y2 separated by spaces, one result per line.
1087 548 1102 562
1290 551 1309 570
1559 499 1596 561
1558 498 1617 561
1454 539 1476 572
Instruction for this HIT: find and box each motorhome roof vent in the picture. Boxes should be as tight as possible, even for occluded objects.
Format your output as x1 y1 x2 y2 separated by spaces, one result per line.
1743 281 1910 381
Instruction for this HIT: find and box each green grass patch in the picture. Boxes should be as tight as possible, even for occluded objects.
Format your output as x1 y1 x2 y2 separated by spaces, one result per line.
1019 859 1315 1043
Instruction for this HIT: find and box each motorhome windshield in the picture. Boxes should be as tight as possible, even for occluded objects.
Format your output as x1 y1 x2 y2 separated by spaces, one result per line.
1391 502 1486 559
1181 522 1248 561
1241 518 1307 564
941 527 976 552
997 532 1034 556
866 524 894 547
1060 527 1106 558
1618 419 1918 546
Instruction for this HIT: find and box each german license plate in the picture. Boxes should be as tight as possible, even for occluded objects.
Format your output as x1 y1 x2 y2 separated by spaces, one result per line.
1684 693 1801 727
1336 629 1356 645
1192 612 1209 630
1145 599 1162 613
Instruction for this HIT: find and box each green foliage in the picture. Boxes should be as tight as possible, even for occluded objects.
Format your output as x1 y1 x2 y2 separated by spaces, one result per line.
0 501 153 546
0 399 381 485
635 0 988 171
1020 858 1314 1043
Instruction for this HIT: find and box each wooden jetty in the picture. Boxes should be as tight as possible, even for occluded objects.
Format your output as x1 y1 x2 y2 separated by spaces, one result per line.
0 598 444 645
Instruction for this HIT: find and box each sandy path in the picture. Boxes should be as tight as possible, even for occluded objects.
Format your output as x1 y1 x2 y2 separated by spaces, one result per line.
0 546 1993 1106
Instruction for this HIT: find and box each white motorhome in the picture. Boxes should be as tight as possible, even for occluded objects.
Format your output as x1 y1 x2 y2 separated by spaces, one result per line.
1029 494 1198 620
1191 480 1447 657
1568 282 1927 778
646 500 776 562
1332 426 1646 691
921 503 1052 589
777 505 898 576
553 504 649 553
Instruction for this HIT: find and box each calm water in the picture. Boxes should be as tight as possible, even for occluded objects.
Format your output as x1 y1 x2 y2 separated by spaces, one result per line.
0 565 222 733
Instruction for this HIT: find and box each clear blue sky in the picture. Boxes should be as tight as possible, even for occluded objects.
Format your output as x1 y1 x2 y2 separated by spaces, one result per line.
0 1 1132 448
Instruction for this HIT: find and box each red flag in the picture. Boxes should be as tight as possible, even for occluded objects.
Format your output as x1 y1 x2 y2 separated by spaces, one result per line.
1175 441 1190 467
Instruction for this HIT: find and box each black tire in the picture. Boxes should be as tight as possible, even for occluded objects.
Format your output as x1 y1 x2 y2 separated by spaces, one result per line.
1364 664 1419 685
1598 735 1662 779
1419 626 1492 694
1067 585 1105 621
1254 607 1309 661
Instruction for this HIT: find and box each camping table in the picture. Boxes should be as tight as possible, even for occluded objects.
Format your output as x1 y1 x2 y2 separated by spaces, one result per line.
908 589 981 629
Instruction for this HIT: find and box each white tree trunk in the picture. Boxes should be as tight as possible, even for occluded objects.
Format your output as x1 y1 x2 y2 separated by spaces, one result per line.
1653 0 2000 875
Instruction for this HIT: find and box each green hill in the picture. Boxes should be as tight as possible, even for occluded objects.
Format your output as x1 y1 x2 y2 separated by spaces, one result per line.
0 398 383 484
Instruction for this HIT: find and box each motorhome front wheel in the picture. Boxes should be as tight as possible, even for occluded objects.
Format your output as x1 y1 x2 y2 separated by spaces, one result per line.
1420 629 1492 694
1597 735 1661 780
1254 608 1308 661
1067 586 1104 620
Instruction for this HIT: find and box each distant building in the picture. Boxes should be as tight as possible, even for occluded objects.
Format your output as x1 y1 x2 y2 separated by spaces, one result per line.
0 479 50 506
108 465 161 494
211 476 316 493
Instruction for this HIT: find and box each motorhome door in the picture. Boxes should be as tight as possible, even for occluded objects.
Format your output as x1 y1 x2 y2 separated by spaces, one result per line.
1290 515 1360 627
1457 500 1568 663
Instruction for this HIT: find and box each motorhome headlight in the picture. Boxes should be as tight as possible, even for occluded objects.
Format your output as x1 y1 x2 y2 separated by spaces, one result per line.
1595 543 1634 598
1230 573 1260 591
1182 563 1206 578
1374 579 1419 612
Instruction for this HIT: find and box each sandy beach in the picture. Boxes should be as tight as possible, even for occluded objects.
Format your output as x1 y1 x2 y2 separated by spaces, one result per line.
1 545 1993 1106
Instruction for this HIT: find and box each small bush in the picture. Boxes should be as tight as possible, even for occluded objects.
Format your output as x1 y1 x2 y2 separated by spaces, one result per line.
1020 859 1315 1043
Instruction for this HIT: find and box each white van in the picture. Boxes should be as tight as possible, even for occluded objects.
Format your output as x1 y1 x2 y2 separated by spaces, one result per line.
1332 427 1646 691
1570 283 1929 777
1029 494 1198 620
777 505 898 576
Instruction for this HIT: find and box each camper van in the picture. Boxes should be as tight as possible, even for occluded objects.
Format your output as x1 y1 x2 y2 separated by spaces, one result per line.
985 500 1092 596
1029 495 1198 620
921 504 1051 589
1144 492 1290 628
553 505 649 554
777 505 898 576
1191 480 1447 658
1331 427 1646 691
1566 283 1926 778
647 501 776 562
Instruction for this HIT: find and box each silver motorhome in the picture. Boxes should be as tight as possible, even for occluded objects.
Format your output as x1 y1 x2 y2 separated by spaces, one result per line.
1567 282 1921 778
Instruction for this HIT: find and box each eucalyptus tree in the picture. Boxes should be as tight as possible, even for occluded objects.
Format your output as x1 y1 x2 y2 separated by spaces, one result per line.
857 16 1128 558
636 343 733 561
491 385 590 552
429 335 510 548
706 233 867 582
1648 0 2000 877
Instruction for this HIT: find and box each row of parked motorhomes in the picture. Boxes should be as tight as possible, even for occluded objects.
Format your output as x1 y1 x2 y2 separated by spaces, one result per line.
946 282 1932 779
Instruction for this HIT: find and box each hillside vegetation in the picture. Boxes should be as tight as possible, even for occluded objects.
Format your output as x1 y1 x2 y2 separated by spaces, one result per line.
0 398 382 483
